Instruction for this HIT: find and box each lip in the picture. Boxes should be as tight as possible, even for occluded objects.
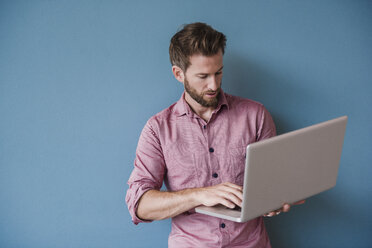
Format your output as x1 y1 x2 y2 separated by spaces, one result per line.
205 92 217 97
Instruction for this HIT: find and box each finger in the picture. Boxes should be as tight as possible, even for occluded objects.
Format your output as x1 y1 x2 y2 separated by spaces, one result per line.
222 182 243 192
217 197 237 209
282 204 291 212
264 211 276 217
218 185 243 202
217 191 242 207
293 200 306 205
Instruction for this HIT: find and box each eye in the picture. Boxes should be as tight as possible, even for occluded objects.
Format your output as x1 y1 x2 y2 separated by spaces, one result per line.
216 71 222 75
198 75 208 79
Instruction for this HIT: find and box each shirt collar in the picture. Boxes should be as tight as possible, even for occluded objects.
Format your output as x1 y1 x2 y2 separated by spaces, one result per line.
173 90 230 117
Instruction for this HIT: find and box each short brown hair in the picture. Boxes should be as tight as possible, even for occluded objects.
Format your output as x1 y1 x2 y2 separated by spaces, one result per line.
169 22 226 72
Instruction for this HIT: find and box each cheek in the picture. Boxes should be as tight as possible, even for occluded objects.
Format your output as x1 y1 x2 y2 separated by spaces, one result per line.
192 79 207 91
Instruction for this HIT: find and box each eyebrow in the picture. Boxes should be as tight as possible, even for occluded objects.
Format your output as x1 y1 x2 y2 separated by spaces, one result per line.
196 66 224 76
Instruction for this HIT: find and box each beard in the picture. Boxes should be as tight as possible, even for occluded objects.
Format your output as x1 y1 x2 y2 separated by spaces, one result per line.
184 77 221 108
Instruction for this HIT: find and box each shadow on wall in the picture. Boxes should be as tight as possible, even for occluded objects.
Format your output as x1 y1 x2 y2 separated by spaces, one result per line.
264 185 360 247
223 52 340 135
222 53 356 246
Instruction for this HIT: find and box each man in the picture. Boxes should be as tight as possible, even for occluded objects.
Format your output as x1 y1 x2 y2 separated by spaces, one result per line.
126 22 304 247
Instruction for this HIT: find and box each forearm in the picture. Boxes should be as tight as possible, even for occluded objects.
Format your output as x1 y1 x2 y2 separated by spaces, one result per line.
136 188 200 221
136 182 243 221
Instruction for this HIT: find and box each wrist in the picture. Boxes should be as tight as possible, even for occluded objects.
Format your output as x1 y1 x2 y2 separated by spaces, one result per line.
186 187 204 207
177 187 201 208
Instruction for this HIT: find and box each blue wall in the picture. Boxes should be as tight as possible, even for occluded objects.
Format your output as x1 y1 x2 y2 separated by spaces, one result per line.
1 1 371 247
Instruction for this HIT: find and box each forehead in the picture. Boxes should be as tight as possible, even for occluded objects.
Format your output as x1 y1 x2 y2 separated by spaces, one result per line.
187 51 223 74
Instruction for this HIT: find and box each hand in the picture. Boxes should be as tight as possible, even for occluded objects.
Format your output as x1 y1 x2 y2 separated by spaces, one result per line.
195 182 243 209
263 200 306 217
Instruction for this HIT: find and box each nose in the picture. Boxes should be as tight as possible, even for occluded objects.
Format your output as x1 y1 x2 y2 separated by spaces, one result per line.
207 76 219 91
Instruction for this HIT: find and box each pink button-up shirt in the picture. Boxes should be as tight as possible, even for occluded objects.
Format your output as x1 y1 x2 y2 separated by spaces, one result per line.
126 91 276 248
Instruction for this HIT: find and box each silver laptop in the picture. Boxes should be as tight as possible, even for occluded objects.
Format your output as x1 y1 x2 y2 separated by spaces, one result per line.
195 116 348 222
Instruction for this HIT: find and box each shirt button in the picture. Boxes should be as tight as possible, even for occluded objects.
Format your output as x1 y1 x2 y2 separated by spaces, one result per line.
212 173 218 178
209 147 214 153
203 125 207 129
221 223 226 228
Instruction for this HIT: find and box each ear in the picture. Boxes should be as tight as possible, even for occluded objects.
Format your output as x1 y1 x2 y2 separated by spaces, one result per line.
172 66 185 84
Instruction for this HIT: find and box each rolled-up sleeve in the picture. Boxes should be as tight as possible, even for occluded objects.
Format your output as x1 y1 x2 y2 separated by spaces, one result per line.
125 119 166 225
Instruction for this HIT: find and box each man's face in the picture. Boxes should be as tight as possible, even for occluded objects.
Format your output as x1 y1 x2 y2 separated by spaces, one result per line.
183 51 223 108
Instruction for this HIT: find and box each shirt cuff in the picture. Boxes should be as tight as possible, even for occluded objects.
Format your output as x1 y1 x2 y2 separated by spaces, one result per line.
126 183 156 225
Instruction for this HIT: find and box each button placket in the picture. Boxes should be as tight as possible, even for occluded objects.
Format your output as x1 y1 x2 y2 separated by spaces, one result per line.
220 221 230 246
205 121 219 183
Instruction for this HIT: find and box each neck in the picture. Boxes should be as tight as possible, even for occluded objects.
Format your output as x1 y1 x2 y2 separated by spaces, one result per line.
184 93 216 122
